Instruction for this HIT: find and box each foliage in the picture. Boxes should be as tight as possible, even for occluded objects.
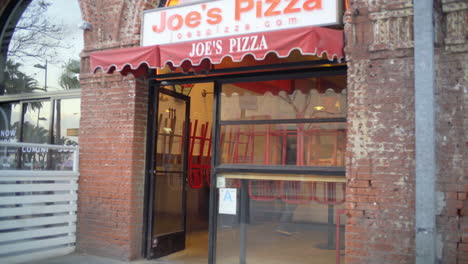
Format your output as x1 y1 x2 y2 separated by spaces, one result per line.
3 60 42 94
21 121 49 143
7 0 68 64
59 59 80 90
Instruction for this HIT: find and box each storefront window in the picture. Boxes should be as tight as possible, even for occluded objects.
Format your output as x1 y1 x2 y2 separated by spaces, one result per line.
215 74 346 264
220 122 346 167
0 102 21 142
219 76 346 167
0 103 21 169
49 98 80 170
54 98 80 145
2 0 83 95
221 76 347 120
215 174 346 264
0 0 82 170
0 98 80 170
22 100 51 144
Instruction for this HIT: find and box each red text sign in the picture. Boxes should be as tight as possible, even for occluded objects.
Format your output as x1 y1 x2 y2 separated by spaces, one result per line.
142 0 341 46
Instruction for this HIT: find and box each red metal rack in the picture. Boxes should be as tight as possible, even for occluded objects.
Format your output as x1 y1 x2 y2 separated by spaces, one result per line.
187 120 212 189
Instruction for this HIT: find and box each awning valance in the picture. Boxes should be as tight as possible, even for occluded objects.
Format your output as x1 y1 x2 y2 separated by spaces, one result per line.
90 26 344 77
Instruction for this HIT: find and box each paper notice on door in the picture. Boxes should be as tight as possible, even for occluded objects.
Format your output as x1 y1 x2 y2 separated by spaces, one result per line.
216 176 226 188
219 188 237 215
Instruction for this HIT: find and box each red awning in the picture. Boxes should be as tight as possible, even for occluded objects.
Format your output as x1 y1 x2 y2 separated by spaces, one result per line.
90 26 344 77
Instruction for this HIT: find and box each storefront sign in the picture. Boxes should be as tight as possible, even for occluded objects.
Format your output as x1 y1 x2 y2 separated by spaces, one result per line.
187 34 268 57
142 0 341 46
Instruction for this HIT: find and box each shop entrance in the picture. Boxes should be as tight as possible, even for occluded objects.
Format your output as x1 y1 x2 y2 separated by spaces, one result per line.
145 67 347 264
146 83 214 263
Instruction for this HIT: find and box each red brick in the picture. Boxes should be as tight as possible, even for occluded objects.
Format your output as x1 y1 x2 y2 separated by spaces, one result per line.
347 209 365 217
459 192 467 201
460 243 468 252
78 70 149 260
348 179 370 188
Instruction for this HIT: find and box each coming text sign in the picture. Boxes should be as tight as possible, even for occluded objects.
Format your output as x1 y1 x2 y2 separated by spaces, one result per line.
142 0 342 46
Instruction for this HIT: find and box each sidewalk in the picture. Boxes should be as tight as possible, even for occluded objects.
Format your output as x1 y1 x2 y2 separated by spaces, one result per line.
32 253 169 264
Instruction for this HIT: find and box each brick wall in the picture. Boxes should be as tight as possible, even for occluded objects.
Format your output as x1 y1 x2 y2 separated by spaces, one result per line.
344 1 416 263
344 0 467 263
77 0 160 260
436 1 467 263
77 74 148 259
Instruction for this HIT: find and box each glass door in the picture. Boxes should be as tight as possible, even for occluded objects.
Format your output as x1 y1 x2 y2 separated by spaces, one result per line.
148 87 190 258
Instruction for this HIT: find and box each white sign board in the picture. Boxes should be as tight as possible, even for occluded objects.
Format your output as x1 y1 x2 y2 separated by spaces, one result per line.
142 0 342 46
219 188 237 215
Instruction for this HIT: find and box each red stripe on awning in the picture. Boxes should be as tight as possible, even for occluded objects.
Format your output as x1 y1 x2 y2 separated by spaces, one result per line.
90 45 160 76
90 26 344 77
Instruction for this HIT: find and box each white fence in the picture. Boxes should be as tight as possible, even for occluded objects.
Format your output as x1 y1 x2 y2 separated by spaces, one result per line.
0 142 79 264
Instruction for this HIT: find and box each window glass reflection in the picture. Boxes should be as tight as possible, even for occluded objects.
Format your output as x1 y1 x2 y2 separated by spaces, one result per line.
19 100 51 170
221 76 347 120
54 98 80 145
22 101 51 144
216 176 346 264
0 99 79 170
0 103 21 169
2 0 82 95
0 103 21 142
220 123 346 167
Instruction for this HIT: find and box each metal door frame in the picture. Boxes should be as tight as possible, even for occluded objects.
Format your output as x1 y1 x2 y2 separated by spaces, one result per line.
144 85 191 259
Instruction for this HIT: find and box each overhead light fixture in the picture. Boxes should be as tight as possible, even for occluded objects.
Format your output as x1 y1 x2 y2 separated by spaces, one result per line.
314 106 325 111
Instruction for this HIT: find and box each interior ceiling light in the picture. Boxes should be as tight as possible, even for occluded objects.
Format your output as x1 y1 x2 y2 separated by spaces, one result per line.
314 106 325 111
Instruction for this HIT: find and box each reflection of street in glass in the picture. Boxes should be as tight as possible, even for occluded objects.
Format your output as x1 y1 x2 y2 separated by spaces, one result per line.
5 0 83 94
61 158 74 171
